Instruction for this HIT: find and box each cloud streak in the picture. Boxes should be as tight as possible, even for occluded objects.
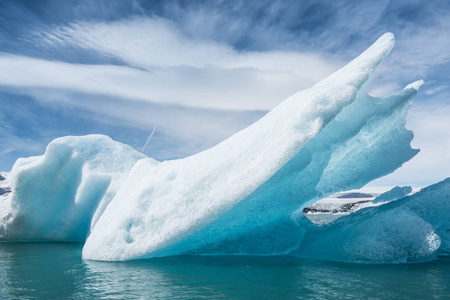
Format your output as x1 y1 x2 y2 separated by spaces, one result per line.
0 17 343 111
0 53 337 111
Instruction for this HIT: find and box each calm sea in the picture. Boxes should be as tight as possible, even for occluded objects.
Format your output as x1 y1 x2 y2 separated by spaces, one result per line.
0 243 449 299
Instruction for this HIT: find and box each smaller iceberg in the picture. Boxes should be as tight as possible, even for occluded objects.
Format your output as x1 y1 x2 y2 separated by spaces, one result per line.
372 186 412 203
304 186 415 226
0 173 11 222
303 191 377 226
0 172 11 196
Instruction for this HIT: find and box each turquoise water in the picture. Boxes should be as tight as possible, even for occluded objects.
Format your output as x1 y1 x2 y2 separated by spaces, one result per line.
1 243 449 299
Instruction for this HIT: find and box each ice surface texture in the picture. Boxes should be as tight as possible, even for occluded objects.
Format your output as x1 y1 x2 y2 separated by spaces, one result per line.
1 33 446 263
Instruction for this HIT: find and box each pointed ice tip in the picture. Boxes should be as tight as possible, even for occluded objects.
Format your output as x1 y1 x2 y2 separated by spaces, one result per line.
348 32 395 72
380 32 395 43
404 80 424 91
373 32 395 53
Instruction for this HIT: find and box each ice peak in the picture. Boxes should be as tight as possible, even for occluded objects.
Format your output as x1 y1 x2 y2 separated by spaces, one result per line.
353 32 394 65
404 79 424 91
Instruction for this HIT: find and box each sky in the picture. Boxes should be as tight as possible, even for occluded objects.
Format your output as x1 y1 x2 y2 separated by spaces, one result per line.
0 0 449 187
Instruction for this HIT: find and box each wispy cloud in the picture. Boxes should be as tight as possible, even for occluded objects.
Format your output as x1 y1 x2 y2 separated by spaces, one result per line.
424 85 448 96
0 53 338 111
0 17 344 111
42 17 341 75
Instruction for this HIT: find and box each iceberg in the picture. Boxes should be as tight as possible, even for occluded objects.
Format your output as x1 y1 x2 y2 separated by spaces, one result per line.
1 32 447 263
303 192 377 226
0 172 11 196
372 186 413 203
0 172 11 222
0 135 146 241
294 178 450 263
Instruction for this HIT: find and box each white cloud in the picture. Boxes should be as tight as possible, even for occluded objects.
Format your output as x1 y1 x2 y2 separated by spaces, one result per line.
367 16 450 96
42 18 339 75
424 85 448 95
6 17 340 111
0 53 336 111
28 15 450 106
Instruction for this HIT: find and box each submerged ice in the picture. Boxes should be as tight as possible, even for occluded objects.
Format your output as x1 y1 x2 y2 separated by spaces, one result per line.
0 33 448 263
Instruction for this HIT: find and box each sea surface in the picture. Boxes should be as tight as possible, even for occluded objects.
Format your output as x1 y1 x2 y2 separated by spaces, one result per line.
0 243 449 299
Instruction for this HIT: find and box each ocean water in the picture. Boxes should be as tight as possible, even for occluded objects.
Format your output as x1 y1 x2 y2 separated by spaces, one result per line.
0 243 449 299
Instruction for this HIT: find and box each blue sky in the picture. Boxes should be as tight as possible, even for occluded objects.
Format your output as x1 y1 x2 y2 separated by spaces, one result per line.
0 0 449 187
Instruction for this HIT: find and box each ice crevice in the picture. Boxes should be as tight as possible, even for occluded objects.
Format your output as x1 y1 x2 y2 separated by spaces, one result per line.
1 32 448 263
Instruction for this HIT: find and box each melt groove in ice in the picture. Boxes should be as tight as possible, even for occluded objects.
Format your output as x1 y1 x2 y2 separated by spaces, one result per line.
1 33 448 263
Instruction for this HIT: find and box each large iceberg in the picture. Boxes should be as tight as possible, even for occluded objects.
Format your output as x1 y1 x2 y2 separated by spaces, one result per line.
1 33 448 263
